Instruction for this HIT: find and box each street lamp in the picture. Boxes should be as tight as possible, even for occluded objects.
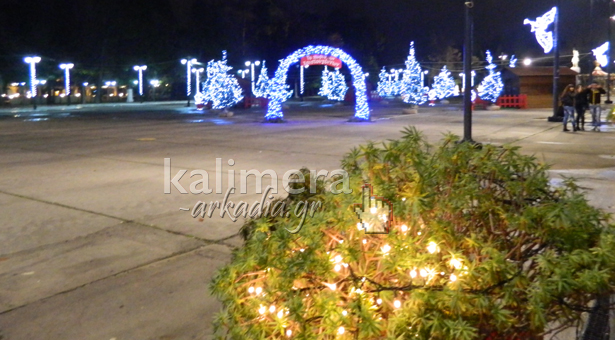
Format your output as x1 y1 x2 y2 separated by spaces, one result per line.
606 9 615 104
237 69 249 79
523 58 533 66
462 0 474 142
181 58 198 106
133 65 147 101
24 56 41 109
192 67 204 93
59 63 74 105
245 60 261 94
149 79 160 101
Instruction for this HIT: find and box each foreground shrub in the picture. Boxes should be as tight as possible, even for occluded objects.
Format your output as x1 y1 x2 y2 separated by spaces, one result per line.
210 127 615 340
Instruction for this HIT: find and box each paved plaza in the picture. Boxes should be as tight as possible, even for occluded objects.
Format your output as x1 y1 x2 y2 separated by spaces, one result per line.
0 101 614 339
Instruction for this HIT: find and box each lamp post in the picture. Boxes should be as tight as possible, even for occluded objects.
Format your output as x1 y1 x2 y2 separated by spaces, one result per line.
607 8 614 104
149 79 160 101
181 58 197 106
59 63 74 105
463 0 474 142
192 67 204 94
245 60 261 94
24 56 41 109
82 82 88 104
133 65 147 102
238 69 249 79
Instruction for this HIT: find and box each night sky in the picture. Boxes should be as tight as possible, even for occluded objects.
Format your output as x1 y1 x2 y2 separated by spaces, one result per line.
0 0 608 86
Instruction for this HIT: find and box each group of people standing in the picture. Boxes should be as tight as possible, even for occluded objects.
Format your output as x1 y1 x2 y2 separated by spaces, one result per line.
560 82 606 132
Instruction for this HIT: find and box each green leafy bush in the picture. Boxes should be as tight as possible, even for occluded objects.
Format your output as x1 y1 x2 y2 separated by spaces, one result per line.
210 127 615 340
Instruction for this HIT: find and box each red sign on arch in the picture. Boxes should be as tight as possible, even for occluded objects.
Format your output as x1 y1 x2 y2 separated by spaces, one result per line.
300 54 342 69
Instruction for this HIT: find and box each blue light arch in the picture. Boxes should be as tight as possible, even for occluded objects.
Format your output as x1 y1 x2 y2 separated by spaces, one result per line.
265 45 370 122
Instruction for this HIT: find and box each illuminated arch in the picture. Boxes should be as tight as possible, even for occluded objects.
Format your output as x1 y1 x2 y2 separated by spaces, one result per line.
266 45 370 122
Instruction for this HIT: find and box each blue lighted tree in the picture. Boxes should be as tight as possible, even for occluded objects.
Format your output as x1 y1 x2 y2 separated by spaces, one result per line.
318 66 332 98
253 61 270 98
478 50 504 103
377 67 394 97
400 42 428 105
201 51 243 110
432 66 456 100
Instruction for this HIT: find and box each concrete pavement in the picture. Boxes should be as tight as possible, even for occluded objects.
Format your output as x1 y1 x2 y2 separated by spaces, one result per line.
0 101 613 339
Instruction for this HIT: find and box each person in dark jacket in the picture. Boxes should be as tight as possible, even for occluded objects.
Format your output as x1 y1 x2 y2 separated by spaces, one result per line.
585 82 606 131
560 84 576 132
574 84 589 130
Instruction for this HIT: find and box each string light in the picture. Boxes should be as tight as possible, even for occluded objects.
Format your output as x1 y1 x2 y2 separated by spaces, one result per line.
524 7 557 54
286 329 292 337
248 286 255 294
338 326 345 335
427 242 440 254
401 224 408 233
381 244 391 254
266 45 370 121
255 287 263 295
269 305 276 313
394 300 402 309
259 305 266 314
376 298 383 305
410 269 417 278
450 274 458 282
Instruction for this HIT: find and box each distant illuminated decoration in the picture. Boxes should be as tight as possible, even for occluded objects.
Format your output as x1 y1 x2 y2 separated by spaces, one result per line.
593 42 610 67
524 7 557 54
266 45 369 121
24 56 41 97
509 55 517 68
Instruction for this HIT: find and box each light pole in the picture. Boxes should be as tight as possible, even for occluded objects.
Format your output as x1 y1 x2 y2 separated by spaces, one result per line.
463 0 474 142
149 79 160 101
245 60 261 95
133 65 147 102
82 82 88 104
238 69 249 79
24 56 41 109
607 8 614 104
59 63 74 105
181 58 197 106
192 67 204 94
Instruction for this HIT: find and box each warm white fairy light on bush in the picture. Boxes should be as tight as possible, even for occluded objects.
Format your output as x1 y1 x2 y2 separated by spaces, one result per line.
266 45 370 121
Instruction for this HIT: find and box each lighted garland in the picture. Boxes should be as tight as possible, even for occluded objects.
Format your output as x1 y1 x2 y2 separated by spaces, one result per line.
266 45 370 121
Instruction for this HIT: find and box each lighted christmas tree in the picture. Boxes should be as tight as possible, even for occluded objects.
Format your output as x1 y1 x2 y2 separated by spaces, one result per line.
211 127 615 340
318 66 332 98
478 50 504 103
431 66 456 100
400 42 428 105
329 69 348 101
201 51 243 110
253 61 270 98
376 67 391 97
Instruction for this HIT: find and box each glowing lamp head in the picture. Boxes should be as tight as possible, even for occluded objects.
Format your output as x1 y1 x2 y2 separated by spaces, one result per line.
24 56 41 63
60 63 74 70
523 58 532 66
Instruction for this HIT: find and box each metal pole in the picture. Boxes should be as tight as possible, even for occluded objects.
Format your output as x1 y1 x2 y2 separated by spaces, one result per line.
463 0 474 142
607 2 613 104
552 5 560 119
